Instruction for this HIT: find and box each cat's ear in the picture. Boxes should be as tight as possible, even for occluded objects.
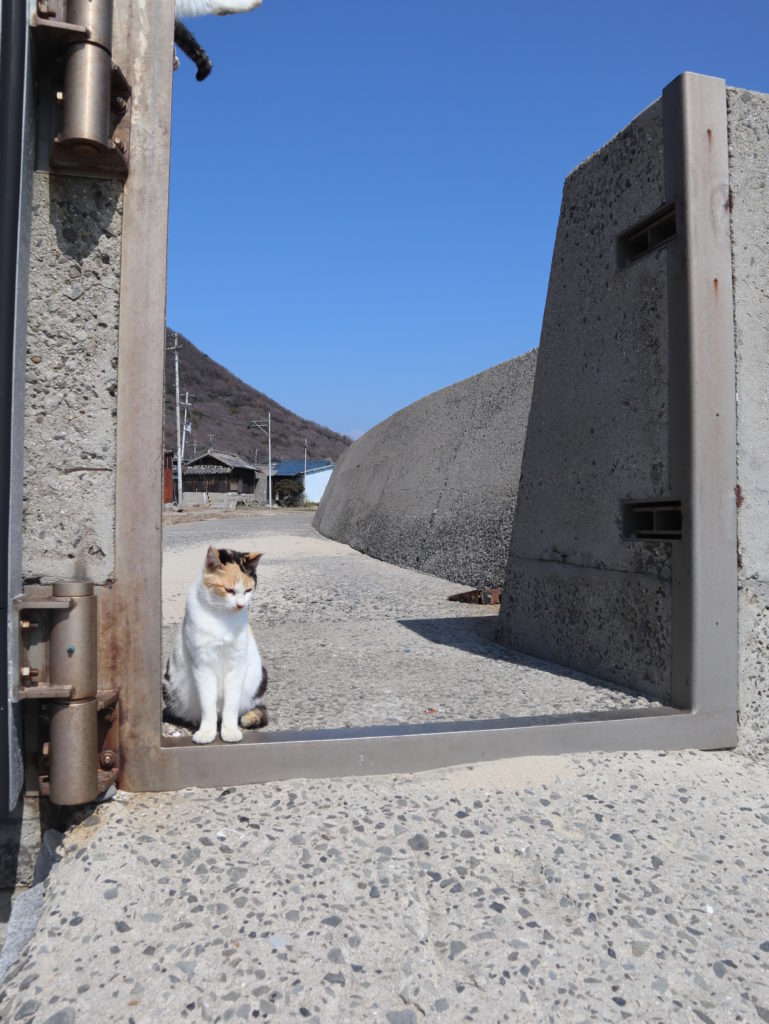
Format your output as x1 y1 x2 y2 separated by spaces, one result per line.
205 546 222 572
244 551 263 572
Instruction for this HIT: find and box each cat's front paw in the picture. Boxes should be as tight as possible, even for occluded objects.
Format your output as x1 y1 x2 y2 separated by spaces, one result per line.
220 724 243 743
192 725 217 744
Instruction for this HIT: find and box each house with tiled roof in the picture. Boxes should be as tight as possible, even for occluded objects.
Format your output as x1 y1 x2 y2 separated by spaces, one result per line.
182 449 260 501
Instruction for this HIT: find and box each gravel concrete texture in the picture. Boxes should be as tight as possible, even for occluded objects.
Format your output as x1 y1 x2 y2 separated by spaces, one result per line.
23 173 122 584
160 511 658 735
1 748 769 1024
499 99 675 703
2 510 767 1021
314 352 537 590
728 88 769 752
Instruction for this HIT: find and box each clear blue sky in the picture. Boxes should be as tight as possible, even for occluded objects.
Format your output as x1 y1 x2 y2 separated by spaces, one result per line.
166 0 769 440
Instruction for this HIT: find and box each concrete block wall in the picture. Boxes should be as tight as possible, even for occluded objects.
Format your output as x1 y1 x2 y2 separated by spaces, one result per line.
728 88 769 752
315 352 537 588
498 102 675 703
22 174 122 584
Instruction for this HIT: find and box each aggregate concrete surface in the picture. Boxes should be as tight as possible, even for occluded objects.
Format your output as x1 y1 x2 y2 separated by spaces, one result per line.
2 511 768 1023
161 511 660 733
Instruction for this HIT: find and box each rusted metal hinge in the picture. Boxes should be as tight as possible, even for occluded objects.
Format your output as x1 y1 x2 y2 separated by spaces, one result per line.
17 583 120 805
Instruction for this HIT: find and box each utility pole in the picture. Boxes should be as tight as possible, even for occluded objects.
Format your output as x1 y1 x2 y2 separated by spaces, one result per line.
180 391 192 461
166 333 184 508
251 411 272 507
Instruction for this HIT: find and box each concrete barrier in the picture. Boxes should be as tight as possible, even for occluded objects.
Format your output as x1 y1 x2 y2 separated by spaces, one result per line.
728 87 769 752
314 352 537 588
314 76 769 754
498 99 675 702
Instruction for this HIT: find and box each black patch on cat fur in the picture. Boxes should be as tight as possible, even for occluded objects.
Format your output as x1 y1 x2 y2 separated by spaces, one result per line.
174 19 213 81
217 548 259 582
256 666 268 698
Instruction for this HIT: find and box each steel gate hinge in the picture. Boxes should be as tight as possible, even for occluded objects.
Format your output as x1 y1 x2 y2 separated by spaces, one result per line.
17 584 120 805
30 0 131 180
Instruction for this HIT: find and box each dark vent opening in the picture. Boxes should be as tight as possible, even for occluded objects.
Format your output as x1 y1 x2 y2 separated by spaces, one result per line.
622 500 683 541
618 204 676 267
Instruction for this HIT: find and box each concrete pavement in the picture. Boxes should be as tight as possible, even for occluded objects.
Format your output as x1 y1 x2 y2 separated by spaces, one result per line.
1 511 767 1023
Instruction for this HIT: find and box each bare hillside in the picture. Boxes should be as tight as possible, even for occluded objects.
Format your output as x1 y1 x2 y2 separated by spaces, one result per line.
164 328 351 463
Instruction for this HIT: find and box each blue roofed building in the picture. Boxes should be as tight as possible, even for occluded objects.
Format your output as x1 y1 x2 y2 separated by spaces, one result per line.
273 459 334 504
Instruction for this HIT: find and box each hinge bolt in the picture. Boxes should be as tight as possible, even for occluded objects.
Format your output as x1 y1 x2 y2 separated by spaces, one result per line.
20 619 38 632
20 666 39 680
99 750 117 770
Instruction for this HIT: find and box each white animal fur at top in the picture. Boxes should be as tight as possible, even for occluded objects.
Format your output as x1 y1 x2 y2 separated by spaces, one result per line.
164 546 268 744
25 2 263 22
175 0 262 17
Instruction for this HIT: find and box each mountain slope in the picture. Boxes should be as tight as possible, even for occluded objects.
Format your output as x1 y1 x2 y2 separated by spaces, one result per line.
164 328 351 464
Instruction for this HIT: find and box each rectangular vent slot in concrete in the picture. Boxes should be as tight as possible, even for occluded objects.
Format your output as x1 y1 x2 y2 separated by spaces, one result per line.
622 500 683 540
618 203 676 266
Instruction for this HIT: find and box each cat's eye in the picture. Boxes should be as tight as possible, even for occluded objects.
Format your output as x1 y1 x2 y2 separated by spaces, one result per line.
224 587 235 594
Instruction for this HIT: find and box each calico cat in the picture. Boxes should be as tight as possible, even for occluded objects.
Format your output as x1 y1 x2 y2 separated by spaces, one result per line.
174 0 263 81
164 546 268 744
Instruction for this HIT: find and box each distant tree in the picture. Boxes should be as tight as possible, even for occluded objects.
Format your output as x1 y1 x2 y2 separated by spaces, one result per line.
273 477 304 506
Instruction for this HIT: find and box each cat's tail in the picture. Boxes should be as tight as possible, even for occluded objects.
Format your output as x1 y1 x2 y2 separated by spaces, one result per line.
174 19 213 81
257 666 268 698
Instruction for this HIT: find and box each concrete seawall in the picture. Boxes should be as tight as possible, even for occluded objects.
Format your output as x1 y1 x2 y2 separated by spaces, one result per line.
314 351 537 588
312 76 769 753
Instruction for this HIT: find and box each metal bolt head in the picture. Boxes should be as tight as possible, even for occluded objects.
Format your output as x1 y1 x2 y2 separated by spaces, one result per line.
66 643 76 656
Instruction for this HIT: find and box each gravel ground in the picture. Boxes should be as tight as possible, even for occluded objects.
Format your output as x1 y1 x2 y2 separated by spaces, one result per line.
2 510 767 1023
160 510 660 734
1 750 768 1023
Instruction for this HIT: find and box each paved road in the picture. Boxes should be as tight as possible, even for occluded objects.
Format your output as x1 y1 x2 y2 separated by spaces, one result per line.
1 510 768 1023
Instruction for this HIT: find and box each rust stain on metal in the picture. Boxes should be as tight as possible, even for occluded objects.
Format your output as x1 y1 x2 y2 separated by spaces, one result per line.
448 587 502 605
713 277 718 294
734 483 744 508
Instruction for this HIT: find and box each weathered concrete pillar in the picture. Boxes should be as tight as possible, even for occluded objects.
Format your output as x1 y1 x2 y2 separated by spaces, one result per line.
23 176 122 583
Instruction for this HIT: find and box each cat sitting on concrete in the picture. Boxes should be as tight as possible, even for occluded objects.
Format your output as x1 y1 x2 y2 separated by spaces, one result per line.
164 546 268 744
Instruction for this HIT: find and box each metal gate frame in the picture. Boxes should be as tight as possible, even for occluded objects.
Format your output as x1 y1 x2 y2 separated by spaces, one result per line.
111 21 738 791
1 0 35 818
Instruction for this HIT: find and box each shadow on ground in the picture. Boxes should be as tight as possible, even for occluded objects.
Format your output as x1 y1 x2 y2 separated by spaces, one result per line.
398 614 649 700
